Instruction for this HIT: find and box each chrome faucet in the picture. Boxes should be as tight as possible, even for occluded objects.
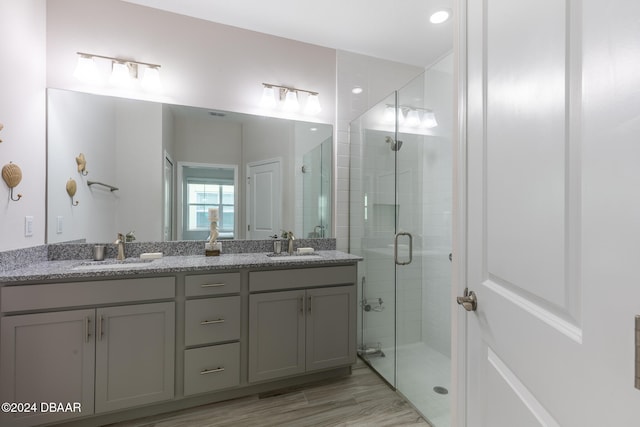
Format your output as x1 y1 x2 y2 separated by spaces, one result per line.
114 233 125 261
286 231 296 255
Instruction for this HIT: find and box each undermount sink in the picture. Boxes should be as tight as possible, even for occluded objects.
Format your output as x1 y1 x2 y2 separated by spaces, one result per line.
72 259 155 271
266 254 323 261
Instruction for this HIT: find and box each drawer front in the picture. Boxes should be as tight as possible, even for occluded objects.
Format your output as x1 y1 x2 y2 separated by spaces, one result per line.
185 272 240 297
249 265 356 293
1 277 175 313
184 342 240 396
185 296 241 346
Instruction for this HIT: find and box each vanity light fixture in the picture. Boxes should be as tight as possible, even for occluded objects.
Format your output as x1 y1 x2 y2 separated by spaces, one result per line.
73 52 162 91
384 104 438 128
261 83 321 115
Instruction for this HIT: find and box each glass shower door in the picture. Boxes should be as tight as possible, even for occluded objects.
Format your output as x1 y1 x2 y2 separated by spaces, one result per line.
395 70 452 427
350 60 452 426
350 92 398 386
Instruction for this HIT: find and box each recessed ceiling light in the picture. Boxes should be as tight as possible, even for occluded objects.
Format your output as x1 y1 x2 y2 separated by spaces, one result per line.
430 10 450 24
310 127 318 132
352 86 363 94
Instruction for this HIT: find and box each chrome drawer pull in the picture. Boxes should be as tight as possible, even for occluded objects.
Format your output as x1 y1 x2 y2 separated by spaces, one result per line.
200 318 225 325
200 367 225 375
201 283 225 288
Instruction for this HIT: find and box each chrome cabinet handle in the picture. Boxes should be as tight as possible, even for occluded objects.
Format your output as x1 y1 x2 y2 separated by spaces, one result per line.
299 296 304 314
98 315 104 340
201 283 225 288
200 367 225 375
85 316 92 342
200 318 225 325
308 296 312 313
394 232 413 266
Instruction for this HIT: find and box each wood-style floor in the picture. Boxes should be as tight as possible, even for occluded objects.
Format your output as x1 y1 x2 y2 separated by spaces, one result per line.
108 359 430 427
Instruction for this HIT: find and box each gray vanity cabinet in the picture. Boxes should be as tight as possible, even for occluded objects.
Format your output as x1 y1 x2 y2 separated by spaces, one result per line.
94 302 175 413
248 266 357 383
305 286 356 372
0 277 175 427
248 289 307 382
0 310 95 427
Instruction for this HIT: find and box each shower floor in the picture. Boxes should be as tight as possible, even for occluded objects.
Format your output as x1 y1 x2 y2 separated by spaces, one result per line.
363 342 451 427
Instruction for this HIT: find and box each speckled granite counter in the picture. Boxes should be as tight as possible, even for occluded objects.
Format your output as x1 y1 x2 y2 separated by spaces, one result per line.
0 250 362 284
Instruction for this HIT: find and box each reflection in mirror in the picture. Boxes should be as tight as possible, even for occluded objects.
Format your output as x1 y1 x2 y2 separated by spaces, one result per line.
46 89 333 243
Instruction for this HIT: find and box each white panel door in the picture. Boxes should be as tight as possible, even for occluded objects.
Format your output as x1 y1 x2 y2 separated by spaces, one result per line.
462 0 640 425
247 159 282 239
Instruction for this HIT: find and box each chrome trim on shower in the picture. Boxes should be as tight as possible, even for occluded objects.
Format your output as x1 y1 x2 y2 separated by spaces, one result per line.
394 232 413 265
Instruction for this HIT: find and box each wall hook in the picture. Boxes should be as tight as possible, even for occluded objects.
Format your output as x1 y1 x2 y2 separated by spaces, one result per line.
76 153 88 176
66 178 79 206
2 162 23 201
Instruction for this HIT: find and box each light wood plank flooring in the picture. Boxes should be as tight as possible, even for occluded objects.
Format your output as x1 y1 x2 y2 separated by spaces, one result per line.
108 360 430 427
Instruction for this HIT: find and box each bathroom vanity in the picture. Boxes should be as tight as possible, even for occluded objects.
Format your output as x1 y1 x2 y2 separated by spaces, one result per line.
0 249 360 427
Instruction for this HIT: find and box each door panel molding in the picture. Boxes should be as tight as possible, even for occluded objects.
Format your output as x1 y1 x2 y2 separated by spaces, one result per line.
483 279 582 343
487 348 561 427
482 0 582 323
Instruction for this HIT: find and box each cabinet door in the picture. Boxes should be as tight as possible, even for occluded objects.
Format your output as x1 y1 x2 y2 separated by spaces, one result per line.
0 310 95 427
95 302 175 413
306 286 356 372
248 290 305 382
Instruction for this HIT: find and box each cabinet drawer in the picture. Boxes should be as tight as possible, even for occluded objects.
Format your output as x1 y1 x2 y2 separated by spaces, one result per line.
184 343 240 396
185 296 241 346
249 265 356 293
185 272 240 297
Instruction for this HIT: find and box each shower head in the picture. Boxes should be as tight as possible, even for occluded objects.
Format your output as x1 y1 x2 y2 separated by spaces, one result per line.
385 136 403 151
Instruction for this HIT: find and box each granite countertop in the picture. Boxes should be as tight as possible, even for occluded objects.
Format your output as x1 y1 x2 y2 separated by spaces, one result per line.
0 250 362 284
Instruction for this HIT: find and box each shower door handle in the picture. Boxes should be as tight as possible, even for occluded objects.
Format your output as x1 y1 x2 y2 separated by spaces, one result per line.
394 232 413 265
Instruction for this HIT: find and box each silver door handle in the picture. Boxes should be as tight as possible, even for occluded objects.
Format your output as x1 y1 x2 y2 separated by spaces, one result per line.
456 288 478 312
394 232 413 265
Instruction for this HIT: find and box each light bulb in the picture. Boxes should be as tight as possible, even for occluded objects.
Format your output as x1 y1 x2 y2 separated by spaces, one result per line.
260 86 277 109
422 111 438 128
283 90 299 112
304 93 321 115
383 106 396 123
406 109 421 127
73 55 100 84
141 66 162 91
109 61 132 87
397 108 405 125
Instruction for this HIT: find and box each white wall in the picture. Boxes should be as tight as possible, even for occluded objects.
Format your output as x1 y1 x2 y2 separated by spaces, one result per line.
0 0 46 251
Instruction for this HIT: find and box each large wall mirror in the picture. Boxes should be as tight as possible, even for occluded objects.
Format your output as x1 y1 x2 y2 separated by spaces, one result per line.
46 89 333 243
